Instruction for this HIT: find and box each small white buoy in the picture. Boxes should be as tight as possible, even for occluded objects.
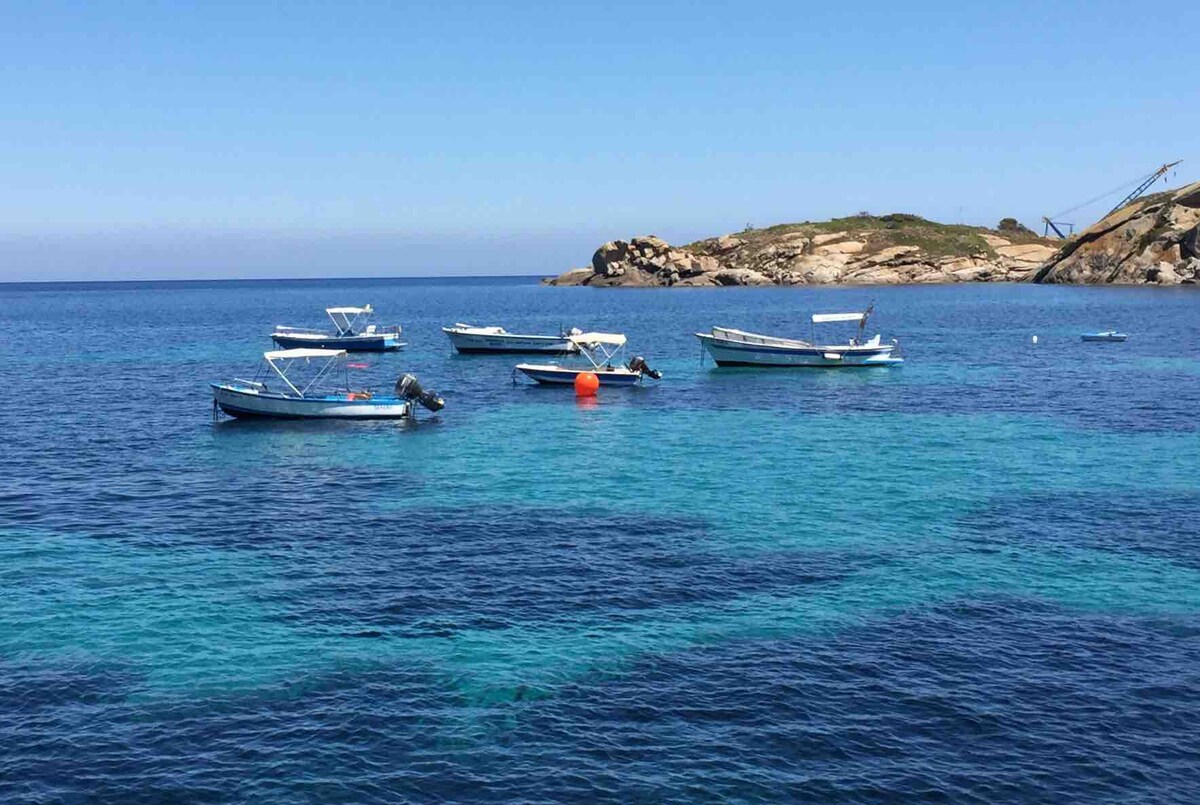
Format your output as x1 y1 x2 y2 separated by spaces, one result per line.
1032 335 1039 344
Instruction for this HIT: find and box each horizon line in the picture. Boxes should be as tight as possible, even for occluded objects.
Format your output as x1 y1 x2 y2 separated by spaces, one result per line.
0 272 555 288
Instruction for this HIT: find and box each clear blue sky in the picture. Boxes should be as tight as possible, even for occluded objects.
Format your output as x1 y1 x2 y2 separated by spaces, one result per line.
1 0 1194 280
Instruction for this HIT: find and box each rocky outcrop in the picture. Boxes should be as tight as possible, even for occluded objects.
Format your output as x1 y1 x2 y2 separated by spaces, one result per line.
544 190 1200 287
554 235 725 287
544 214 1060 287
1033 180 1200 285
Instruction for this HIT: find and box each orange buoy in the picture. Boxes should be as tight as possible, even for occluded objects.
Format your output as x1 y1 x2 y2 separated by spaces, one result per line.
574 371 600 397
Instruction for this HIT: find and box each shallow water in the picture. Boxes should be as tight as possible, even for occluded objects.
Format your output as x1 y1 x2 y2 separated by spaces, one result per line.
1 278 1198 803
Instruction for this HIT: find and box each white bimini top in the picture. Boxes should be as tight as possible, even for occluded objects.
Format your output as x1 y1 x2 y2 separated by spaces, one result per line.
811 312 867 324
264 348 347 361
570 332 626 347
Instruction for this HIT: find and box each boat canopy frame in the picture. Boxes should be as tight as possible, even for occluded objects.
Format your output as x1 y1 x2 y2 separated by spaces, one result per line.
273 304 402 340
325 305 374 336
256 348 350 398
810 304 874 343
569 332 628 369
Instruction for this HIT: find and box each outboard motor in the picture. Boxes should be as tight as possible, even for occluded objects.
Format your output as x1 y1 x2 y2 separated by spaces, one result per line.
627 356 662 380
395 374 445 412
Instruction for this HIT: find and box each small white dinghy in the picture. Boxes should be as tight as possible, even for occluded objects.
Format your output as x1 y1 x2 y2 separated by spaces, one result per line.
442 323 581 354
696 306 903 368
211 348 443 420
515 332 661 386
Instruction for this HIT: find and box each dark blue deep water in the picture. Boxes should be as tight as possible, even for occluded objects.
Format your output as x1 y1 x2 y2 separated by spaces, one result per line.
1 278 1199 803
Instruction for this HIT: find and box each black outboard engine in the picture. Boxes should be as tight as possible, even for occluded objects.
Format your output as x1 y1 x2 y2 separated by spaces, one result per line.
627 356 662 380
395 374 445 412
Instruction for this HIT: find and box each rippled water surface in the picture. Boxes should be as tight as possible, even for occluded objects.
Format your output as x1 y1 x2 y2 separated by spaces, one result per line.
2 278 1199 803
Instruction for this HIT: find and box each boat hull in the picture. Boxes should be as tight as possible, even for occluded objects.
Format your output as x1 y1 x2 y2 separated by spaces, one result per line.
514 364 642 386
1081 333 1127 342
444 329 578 354
697 334 902 367
271 333 405 351
211 384 414 419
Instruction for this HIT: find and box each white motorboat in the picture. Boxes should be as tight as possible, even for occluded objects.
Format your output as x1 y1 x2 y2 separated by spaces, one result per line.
272 305 405 351
211 348 443 420
1081 331 1128 342
696 307 903 367
515 332 661 386
442 323 581 354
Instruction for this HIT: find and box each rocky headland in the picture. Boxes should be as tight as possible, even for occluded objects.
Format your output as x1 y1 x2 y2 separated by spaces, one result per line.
1033 180 1200 285
545 180 1200 287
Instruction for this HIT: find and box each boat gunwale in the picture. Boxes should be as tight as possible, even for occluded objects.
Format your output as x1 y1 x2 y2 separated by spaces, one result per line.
210 383 409 406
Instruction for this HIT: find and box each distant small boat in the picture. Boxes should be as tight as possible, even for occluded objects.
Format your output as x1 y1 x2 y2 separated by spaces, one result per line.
442 323 581 354
272 305 404 351
211 348 443 420
515 332 661 386
696 306 903 367
1081 331 1128 342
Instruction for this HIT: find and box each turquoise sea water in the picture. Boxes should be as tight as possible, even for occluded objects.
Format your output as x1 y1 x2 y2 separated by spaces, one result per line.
1 278 1199 803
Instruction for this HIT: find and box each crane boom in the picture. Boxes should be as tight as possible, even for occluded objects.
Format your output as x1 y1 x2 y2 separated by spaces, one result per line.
1040 159 1183 238
1105 160 1182 216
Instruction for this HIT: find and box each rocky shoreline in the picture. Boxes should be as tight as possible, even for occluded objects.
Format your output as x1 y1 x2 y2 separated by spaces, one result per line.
545 180 1200 287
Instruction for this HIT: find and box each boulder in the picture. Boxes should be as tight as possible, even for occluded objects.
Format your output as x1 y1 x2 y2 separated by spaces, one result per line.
1175 182 1200 208
589 268 654 287
1181 258 1200 282
1166 204 1200 233
952 266 992 282
675 274 719 287
979 233 1012 248
855 245 919 266
715 268 773 286
667 256 700 277
940 256 979 273
846 267 903 284
995 244 1056 263
630 235 670 254
1149 262 1180 285
544 267 593 286
811 232 848 246
592 241 629 273
802 263 844 284
815 240 866 255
